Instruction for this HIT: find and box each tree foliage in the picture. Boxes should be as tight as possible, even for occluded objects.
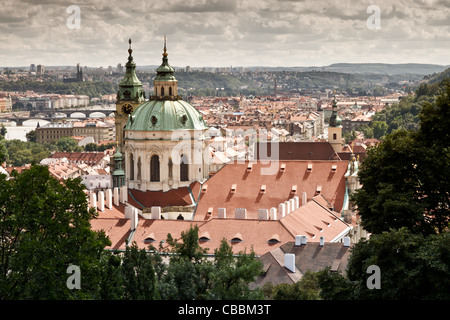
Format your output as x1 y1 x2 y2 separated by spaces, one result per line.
0 165 110 299
346 228 450 300
352 81 450 235
262 271 321 300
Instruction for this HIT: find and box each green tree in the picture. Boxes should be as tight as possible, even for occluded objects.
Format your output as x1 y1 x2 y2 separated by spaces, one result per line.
264 271 321 300
316 267 355 300
371 121 388 140
56 136 81 152
345 228 450 300
2 140 51 166
207 239 264 300
96 251 124 300
352 82 450 235
358 124 373 139
0 125 6 138
25 130 37 142
158 225 263 300
0 165 110 299
84 143 99 151
120 243 159 300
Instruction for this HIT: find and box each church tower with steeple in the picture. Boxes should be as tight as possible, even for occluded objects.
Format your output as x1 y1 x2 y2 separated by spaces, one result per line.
115 39 145 153
328 95 343 153
123 37 209 193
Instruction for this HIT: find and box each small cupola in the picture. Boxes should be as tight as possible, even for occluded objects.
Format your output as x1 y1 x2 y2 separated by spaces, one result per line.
151 35 180 100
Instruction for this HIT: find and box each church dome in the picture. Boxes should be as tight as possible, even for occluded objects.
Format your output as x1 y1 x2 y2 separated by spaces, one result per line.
125 37 207 132
125 99 208 131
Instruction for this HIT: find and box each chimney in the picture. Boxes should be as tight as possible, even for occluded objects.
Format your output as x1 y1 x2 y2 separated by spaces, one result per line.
125 205 133 219
302 192 307 206
105 189 112 209
319 236 325 246
278 202 286 218
151 206 161 220
284 253 296 273
97 190 104 212
295 235 307 246
270 207 277 220
218 207 226 219
130 207 138 231
285 200 291 214
119 185 128 204
293 196 299 210
289 198 295 212
89 192 97 208
113 187 119 207
343 236 351 247
258 209 269 220
235 208 247 219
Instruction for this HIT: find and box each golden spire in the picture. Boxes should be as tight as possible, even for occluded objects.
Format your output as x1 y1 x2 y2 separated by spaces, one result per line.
163 35 168 57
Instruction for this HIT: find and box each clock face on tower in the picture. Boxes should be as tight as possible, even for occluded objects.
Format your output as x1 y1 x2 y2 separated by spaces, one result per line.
121 103 133 115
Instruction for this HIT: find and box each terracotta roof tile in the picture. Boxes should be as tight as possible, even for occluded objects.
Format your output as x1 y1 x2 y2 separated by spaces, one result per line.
194 160 348 221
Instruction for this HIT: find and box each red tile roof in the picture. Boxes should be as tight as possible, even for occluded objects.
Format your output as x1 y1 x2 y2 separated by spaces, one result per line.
50 152 106 166
128 181 200 209
255 142 339 161
90 203 131 251
90 193 351 256
194 160 348 221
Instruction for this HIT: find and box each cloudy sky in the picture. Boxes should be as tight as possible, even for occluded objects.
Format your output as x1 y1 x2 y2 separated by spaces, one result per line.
1 0 449 68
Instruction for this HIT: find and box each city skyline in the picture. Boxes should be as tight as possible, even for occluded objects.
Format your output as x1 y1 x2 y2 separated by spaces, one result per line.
1 0 449 68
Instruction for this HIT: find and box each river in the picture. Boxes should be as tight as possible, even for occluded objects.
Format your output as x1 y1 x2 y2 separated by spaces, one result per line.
2 120 50 141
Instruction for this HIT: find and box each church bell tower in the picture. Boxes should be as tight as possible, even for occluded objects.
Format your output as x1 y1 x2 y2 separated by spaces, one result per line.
115 39 145 152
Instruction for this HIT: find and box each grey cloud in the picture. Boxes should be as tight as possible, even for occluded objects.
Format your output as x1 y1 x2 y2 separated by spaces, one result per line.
153 0 238 13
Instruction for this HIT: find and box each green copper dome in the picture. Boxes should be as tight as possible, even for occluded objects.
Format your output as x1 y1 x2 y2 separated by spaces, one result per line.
154 36 176 82
329 98 342 127
125 99 208 131
117 39 145 102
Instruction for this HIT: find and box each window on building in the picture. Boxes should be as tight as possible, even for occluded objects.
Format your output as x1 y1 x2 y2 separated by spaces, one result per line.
137 157 142 180
169 86 172 96
130 153 134 180
150 155 160 182
161 87 164 96
333 133 337 140
180 154 189 182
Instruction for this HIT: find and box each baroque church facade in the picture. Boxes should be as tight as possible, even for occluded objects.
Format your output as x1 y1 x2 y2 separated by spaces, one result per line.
114 38 209 194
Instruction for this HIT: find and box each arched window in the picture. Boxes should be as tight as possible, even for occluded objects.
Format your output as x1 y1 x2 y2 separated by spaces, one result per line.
129 153 134 180
137 157 142 180
168 157 173 179
150 155 160 182
161 87 164 96
333 133 337 140
169 86 172 96
180 154 189 182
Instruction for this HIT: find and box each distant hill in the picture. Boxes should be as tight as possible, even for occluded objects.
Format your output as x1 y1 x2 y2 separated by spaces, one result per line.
425 67 450 84
322 63 449 75
227 63 449 75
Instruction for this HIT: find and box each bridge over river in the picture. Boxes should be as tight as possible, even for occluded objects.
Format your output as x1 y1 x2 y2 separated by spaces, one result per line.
0 108 116 125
